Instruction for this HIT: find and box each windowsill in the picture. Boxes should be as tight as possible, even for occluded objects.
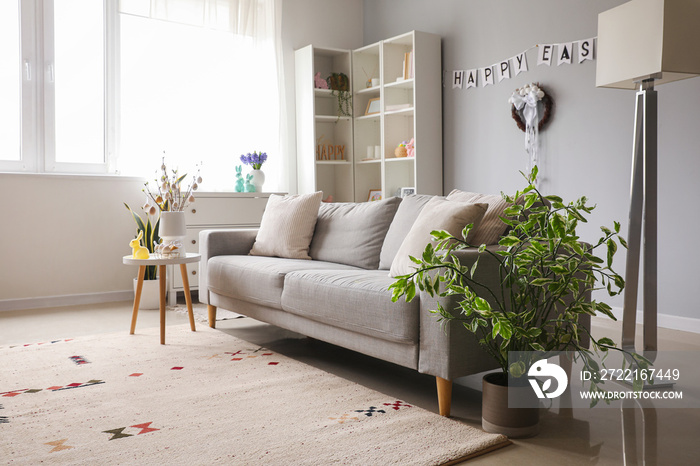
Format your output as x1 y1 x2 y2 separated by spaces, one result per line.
0 171 145 182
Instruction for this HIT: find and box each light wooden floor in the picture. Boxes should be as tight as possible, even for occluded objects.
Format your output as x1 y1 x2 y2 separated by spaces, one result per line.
2 299 699 465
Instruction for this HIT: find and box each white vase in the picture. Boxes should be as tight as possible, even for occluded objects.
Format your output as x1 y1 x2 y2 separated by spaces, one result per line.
159 211 186 257
250 169 265 192
134 278 161 310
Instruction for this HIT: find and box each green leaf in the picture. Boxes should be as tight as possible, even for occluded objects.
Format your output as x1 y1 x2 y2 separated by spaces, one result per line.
405 280 416 302
500 236 521 247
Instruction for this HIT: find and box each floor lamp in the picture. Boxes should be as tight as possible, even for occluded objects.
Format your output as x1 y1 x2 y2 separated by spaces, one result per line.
596 0 700 362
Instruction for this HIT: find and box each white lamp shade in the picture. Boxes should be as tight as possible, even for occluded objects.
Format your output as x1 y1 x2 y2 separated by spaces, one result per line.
596 0 700 89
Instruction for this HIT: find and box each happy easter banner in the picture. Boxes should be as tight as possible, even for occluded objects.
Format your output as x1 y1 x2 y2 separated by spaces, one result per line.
450 37 595 89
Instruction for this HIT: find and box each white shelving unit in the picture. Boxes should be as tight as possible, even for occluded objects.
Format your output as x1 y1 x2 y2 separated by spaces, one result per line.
295 46 354 202
295 31 442 203
356 31 442 201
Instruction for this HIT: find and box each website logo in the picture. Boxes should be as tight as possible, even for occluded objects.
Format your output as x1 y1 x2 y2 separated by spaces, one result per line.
528 359 568 399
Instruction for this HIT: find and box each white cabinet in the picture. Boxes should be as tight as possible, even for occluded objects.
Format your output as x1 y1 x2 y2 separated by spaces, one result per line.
296 31 442 203
295 46 354 202
167 192 276 304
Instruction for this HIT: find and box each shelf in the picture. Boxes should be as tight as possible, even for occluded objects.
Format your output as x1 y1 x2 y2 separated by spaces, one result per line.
385 157 415 163
384 78 414 89
357 158 381 164
316 160 351 165
356 114 380 122
355 86 380 95
314 88 334 97
315 115 352 122
385 107 414 117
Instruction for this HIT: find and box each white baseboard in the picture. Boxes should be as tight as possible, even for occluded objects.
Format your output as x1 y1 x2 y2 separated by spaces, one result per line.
610 306 700 335
0 291 133 312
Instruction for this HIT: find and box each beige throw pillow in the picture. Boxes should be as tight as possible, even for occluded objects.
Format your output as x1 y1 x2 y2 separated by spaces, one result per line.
249 192 323 260
446 189 515 245
389 198 487 278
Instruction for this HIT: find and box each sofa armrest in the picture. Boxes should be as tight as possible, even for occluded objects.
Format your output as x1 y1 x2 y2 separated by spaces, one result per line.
418 246 504 380
198 228 258 304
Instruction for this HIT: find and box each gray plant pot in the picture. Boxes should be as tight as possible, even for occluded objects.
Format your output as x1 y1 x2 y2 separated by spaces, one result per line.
481 372 540 438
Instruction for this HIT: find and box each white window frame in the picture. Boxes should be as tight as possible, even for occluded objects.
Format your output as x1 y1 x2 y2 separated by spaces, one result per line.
0 0 116 175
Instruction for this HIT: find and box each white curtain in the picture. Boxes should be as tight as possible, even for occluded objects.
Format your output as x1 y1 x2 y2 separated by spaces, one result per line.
117 0 285 192
120 0 276 37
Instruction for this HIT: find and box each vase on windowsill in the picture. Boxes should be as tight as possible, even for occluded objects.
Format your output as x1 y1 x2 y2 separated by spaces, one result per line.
250 169 265 193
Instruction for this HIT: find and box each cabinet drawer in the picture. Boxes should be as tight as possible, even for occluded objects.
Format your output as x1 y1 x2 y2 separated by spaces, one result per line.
184 197 269 226
172 228 201 290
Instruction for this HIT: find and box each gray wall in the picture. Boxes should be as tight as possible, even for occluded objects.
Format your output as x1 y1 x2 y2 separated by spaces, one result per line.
363 0 700 323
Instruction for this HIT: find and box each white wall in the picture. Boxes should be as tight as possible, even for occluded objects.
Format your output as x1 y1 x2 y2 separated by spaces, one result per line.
0 174 145 309
363 0 700 324
280 0 364 194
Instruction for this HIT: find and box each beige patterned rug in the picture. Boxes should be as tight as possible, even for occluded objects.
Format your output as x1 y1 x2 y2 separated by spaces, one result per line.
0 324 509 465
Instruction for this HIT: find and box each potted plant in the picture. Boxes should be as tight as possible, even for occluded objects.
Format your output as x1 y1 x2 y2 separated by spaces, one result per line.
327 72 352 117
240 151 268 192
390 168 645 437
124 204 161 309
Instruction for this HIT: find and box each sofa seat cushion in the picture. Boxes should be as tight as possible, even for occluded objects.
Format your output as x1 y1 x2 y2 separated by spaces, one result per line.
207 256 361 309
281 270 419 344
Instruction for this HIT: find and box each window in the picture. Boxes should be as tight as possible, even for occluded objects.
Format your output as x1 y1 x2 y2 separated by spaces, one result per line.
117 5 280 190
1 0 281 191
0 1 21 163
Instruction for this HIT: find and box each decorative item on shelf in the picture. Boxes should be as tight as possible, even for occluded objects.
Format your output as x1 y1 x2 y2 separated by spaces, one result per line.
240 151 268 192
317 145 346 161
327 72 352 117
129 231 150 259
394 143 407 158
405 138 415 157
390 167 648 437
365 97 380 115
234 165 245 192
367 189 382 202
399 187 415 197
244 173 256 193
361 64 379 88
313 72 328 89
508 83 553 181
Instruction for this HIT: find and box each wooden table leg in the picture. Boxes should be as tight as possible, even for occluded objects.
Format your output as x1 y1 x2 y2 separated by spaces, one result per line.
130 265 146 335
159 265 167 345
180 264 196 332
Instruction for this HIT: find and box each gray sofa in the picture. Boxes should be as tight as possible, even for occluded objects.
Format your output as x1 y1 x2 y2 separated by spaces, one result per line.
198 194 513 417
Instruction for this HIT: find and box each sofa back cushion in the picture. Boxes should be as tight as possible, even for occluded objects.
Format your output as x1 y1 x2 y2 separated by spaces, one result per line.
378 194 436 270
445 189 516 245
389 198 488 277
309 197 401 269
249 192 323 260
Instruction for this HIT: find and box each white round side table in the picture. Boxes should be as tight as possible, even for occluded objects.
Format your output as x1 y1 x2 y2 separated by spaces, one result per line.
122 253 201 344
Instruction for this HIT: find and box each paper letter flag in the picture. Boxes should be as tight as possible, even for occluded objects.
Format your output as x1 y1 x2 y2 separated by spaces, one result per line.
465 69 477 89
497 60 511 82
577 38 594 63
480 66 494 87
514 52 528 76
452 70 465 89
557 42 573 66
537 44 553 66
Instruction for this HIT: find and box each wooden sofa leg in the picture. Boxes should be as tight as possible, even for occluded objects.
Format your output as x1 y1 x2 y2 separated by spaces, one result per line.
436 376 453 417
208 305 217 328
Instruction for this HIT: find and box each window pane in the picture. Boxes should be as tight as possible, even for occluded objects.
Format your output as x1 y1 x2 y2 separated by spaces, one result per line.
0 1 21 162
118 14 279 190
54 0 105 164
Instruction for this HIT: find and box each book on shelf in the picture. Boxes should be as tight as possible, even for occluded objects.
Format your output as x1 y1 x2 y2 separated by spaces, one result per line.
402 51 414 79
